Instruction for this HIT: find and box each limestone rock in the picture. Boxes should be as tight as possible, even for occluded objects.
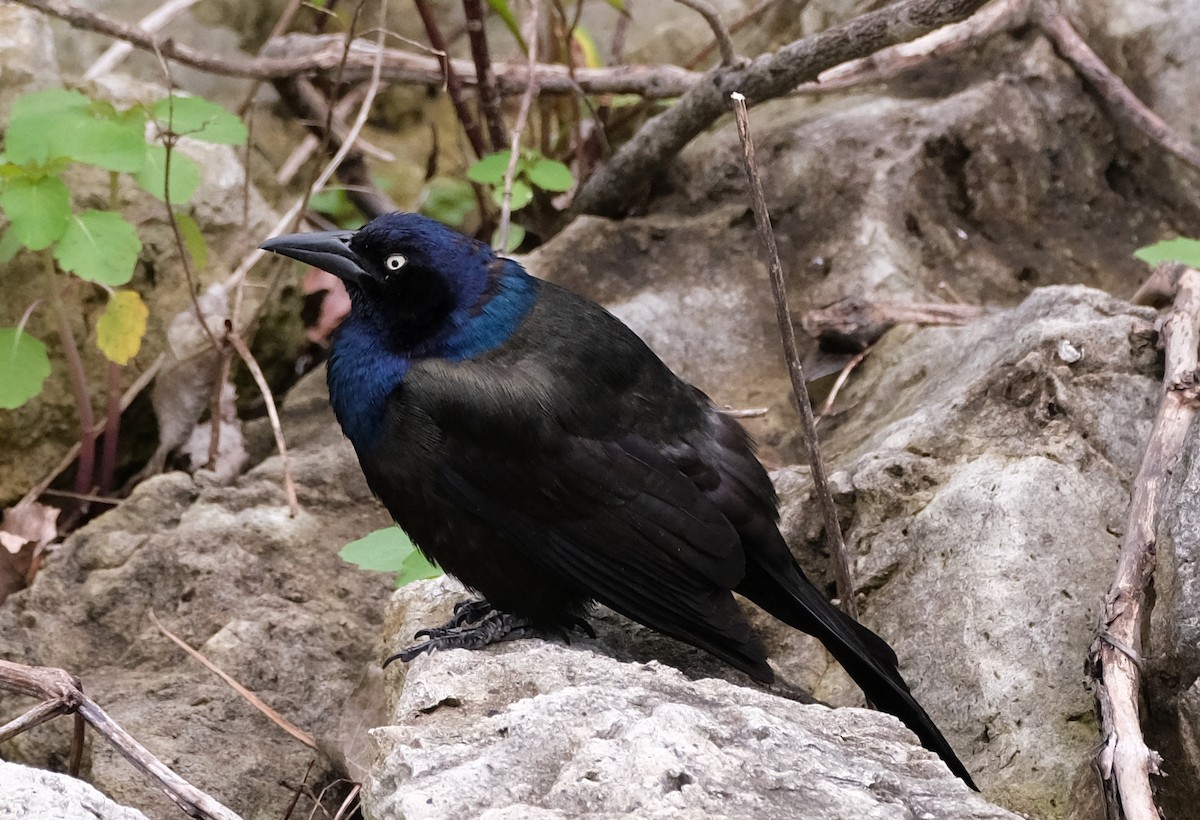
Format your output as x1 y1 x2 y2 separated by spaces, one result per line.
365 616 1018 820
0 369 394 819
0 760 149 820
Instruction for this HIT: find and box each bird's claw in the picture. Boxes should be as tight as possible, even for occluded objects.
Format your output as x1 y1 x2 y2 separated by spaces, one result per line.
413 598 494 639
385 607 538 667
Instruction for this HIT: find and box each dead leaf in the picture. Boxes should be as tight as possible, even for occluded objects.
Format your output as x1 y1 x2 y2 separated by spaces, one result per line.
0 499 59 554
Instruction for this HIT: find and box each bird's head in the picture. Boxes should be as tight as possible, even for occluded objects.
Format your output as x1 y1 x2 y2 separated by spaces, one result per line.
261 213 519 354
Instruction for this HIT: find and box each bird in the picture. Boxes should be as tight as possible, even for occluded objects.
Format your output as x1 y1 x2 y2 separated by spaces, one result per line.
261 212 975 788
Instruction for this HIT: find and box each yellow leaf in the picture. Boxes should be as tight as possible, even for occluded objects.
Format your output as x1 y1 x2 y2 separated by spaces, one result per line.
96 290 149 365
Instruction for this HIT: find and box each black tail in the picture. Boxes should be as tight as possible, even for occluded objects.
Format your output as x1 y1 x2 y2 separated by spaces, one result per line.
740 558 977 790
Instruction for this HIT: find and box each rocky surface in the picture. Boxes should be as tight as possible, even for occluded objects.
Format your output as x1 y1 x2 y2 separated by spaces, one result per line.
365 609 1018 820
0 371 394 820
0 760 149 820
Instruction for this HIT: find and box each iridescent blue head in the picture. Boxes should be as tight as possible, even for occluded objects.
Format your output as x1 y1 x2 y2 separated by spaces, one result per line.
261 212 539 360
261 213 539 446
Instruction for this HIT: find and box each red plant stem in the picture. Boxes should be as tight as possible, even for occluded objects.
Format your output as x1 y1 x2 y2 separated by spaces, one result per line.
51 285 96 500
462 0 507 151
98 360 122 495
415 0 488 158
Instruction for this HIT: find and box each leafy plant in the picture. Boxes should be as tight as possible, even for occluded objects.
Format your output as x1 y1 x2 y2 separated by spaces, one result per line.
467 149 574 250
0 86 246 494
339 526 442 588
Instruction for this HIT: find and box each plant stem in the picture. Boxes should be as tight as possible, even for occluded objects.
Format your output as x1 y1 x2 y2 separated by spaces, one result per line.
49 271 97 501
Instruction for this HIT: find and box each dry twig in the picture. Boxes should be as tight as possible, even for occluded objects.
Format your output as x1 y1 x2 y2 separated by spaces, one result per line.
0 659 242 820
1032 0 1200 173
147 611 316 749
1087 263 1200 820
730 92 858 621
496 0 543 251
415 0 487 158
462 0 508 150
671 0 737 67
573 0 991 217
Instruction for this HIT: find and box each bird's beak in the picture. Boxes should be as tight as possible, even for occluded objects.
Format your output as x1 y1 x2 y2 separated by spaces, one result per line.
259 230 367 286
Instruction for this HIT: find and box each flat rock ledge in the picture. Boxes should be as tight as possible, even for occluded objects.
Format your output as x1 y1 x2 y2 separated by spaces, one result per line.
364 588 1018 820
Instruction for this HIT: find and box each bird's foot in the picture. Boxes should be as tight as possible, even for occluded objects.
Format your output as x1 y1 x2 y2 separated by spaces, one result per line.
385 600 594 667
412 598 495 639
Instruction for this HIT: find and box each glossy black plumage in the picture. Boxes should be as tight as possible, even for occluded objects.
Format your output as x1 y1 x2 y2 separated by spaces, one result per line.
261 213 975 788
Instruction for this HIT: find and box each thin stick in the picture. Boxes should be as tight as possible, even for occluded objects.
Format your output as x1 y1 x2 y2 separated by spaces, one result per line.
82 0 202 80
574 0 990 217
1088 263 1200 820
671 0 736 66
729 92 857 620
414 0 488 159
462 0 508 150
496 0 542 251
226 329 300 516
147 611 317 749
686 0 783 69
0 659 243 820
816 345 873 424
15 0 701 96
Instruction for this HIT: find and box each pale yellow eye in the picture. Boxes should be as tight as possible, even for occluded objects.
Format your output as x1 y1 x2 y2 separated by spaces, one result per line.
385 254 406 271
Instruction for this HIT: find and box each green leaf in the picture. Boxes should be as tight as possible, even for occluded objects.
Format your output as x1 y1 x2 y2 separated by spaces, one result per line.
1134 237 1200 268
5 89 146 172
95 290 148 365
491 179 533 210
467 150 513 185
486 0 528 52
174 212 208 271
135 144 200 203
0 327 51 409
0 175 71 250
4 89 89 166
492 223 525 252
419 180 476 227
54 210 142 285
339 527 441 588
526 158 574 192
152 95 247 145
0 230 21 264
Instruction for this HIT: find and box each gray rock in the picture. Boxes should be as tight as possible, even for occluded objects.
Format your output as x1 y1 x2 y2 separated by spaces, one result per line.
0 369 393 820
365 606 1018 820
0 6 59 120
0 760 149 820
795 286 1158 817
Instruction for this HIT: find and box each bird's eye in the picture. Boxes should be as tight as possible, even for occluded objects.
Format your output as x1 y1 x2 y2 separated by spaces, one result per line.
384 254 407 271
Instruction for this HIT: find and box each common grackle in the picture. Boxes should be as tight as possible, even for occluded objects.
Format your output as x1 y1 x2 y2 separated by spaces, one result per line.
261 213 975 788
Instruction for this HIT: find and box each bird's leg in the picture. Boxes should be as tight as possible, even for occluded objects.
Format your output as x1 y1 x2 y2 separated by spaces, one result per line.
385 602 593 667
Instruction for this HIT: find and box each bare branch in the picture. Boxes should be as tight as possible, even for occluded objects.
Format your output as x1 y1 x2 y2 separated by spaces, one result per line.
12 0 700 95
0 659 243 820
225 330 299 517
497 0 543 250
415 0 487 158
1088 263 1200 820
798 0 1029 92
573 0 991 217
672 0 737 66
82 0 202 81
463 0 508 150
730 92 858 621
1032 0 1200 172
